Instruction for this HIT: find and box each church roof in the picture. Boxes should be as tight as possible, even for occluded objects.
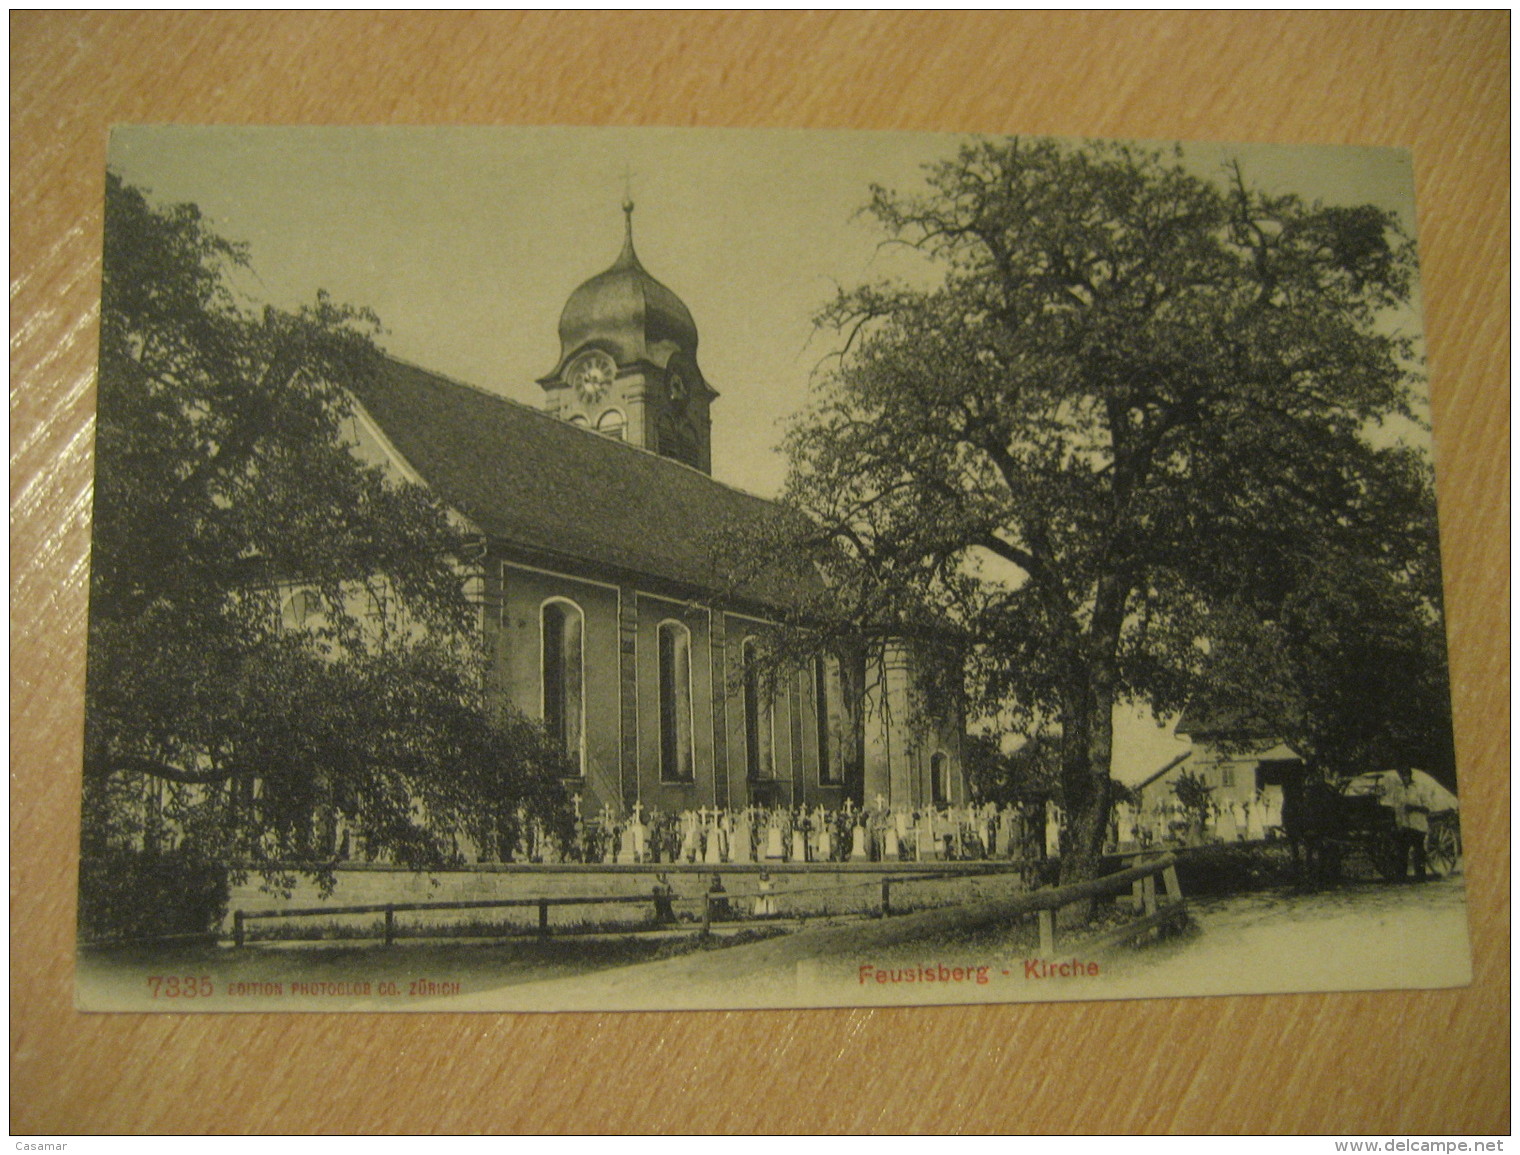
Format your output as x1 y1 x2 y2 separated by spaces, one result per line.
350 356 810 608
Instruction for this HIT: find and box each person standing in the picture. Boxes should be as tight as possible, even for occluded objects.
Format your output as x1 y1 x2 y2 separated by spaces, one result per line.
651 873 677 924
753 869 778 917
1382 768 1431 882
706 873 732 922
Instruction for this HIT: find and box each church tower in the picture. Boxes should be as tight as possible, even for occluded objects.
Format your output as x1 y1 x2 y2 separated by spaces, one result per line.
537 199 717 474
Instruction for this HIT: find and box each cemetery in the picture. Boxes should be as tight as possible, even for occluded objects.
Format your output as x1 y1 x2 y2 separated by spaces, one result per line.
224 792 1253 945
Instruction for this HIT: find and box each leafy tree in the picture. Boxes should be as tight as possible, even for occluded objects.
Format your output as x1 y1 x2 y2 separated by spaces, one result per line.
962 732 1062 807
84 175 570 906
773 137 1439 888
1170 770 1214 833
1184 474 1455 788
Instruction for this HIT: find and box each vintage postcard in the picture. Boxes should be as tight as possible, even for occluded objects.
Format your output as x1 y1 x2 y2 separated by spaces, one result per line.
77 126 1470 1012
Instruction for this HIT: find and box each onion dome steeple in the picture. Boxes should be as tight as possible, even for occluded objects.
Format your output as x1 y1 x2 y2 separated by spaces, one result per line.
540 198 703 378
538 199 717 474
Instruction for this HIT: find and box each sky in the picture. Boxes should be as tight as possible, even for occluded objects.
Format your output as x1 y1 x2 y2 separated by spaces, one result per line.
107 126 1430 780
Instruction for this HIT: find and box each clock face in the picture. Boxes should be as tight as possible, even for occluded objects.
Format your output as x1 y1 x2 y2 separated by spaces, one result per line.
569 351 616 404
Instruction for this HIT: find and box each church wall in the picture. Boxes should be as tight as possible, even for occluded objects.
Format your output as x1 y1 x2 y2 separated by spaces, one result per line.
861 640 968 810
919 682 967 809
708 623 943 813
718 618 749 809
344 402 427 487
484 563 876 819
791 665 816 803
634 592 720 813
483 562 964 821
862 642 913 808
796 657 849 812
615 583 639 813
492 559 623 817
708 611 731 810
620 370 651 453
719 613 806 811
791 667 812 803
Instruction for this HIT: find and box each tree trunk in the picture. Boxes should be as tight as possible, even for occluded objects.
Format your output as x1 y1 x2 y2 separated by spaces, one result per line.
1057 678 1116 867
1056 579 1127 907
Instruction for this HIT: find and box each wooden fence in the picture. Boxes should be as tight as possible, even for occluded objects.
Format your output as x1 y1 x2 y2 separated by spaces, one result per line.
230 854 1183 948
230 868 1001 945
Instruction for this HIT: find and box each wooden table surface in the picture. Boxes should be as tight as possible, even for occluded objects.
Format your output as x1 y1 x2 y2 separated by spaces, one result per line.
10 12 1508 1135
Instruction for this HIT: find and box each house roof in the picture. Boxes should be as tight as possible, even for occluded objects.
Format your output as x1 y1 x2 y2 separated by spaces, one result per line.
1253 742 1304 764
1174 703 1283 740
348 356 811 607
1133 751 1192 793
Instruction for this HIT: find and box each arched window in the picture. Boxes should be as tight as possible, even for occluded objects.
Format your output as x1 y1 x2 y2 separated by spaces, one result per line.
931 752 950 805
281 588 323 631
658 620 694 782
596 408 626 441
742 638 773 780
657 413 700 465
541 600 584 775
814 654 844 784
567 414 589 428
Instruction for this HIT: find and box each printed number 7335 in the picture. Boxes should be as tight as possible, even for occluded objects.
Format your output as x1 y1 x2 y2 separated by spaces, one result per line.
147 975 213 998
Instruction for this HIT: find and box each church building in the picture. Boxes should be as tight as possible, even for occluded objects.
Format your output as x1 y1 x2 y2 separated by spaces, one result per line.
342 202 966 821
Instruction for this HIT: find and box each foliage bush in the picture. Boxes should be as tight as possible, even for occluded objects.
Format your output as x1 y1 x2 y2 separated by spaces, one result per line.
84 176 574 886
1171 842 1297 898
78 846 229 942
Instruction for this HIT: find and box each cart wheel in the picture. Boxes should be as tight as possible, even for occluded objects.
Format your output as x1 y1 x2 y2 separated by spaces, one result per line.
1426 816 1461 878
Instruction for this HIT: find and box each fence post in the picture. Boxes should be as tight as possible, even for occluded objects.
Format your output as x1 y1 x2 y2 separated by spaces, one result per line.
1162 864 1182 903
701 892 712 939
1038 908 1055 955
880 878 892 918
1141 874 1157 916
233 910 245 949
384 904 395 946
538 900 550 938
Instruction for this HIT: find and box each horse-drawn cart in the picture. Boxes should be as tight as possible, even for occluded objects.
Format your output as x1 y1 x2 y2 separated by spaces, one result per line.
1284 768 1461 885
1338 770 1462 880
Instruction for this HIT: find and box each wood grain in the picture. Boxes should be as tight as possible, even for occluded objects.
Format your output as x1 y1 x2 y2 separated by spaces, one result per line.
10 12 1508 1135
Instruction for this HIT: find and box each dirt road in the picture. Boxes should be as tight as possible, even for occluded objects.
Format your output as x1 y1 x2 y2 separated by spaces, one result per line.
1095 876 1473 998
451 876 1472 1010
